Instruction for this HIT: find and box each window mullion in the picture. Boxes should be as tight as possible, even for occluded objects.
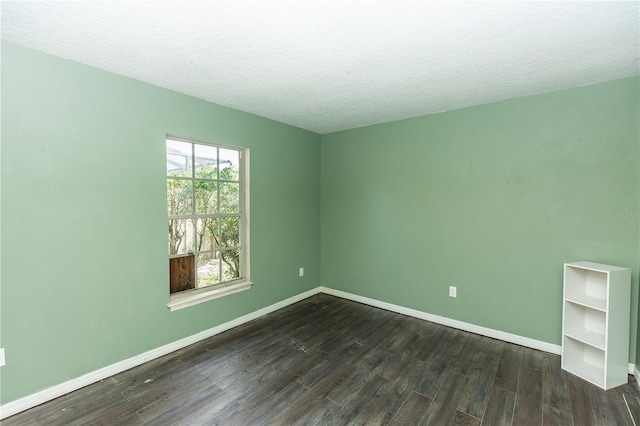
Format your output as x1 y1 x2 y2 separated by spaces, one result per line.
238 150 244 279
217 210 222 285
191 143 196 215
216 147 221 214
191 143 198 288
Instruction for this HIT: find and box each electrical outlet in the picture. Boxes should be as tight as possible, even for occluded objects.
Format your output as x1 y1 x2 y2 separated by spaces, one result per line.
0 348 5 367
449 286 457 298
299 267 304 277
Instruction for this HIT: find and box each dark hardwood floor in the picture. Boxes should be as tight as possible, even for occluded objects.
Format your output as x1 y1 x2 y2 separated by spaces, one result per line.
4 294 640 425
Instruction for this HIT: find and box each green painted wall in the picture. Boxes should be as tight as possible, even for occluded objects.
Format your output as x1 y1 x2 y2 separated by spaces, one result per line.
0 41 321 404
1 39 638 407
321 77 640 362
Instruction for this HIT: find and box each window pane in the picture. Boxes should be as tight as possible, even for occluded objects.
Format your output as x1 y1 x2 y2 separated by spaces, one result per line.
168 219 195 255
194 180 218 214
219 148 239 181
194 144 218 179
220 216 240 248
196 218 219 252
219 182 239 213
167 140 192 176
197 252 220 287
167 178 193 216
221 249 240 281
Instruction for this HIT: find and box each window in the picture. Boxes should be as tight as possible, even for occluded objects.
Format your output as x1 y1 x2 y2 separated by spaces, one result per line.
166 136 251 311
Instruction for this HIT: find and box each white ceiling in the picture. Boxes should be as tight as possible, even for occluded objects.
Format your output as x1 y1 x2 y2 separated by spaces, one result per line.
1 1 638 134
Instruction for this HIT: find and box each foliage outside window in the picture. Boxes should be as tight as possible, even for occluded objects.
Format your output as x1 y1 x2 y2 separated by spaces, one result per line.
166 137 247 298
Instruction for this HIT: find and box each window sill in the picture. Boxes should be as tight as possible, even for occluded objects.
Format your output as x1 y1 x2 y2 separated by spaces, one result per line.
167 280 253 312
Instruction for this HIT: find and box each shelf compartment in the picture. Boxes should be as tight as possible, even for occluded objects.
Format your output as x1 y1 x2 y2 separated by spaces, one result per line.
562 336 605 388
563 302 606 349
564 294 606 312
564 265 607 310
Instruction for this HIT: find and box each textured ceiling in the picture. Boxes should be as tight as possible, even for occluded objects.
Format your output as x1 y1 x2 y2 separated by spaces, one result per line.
1 1 639 134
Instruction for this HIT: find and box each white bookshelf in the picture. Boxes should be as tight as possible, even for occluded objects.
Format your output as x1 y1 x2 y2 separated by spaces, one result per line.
562 261 631 390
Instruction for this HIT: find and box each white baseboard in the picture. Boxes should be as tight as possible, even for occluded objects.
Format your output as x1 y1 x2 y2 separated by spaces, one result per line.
0 287 322 420
320 288 640 377
320 287 563 355
1 285 636 419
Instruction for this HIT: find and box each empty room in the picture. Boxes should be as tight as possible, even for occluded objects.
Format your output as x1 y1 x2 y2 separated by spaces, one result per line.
1 1 639 425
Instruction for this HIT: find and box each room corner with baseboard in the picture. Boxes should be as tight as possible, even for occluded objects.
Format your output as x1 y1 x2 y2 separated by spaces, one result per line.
1 2 639 424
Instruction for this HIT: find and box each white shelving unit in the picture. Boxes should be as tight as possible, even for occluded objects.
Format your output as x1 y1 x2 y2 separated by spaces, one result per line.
562 261 631 390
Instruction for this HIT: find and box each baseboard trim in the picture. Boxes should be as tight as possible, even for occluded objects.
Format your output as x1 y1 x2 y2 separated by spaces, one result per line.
319 288 640 377
0 287 322 420
1 285 634 419
319 286 563 354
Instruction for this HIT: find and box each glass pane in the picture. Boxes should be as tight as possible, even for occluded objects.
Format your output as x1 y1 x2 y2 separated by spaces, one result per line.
194 144 218 179
220 216 240 248
167 178 193 216
168 219 195 255
221 249 240 281
197 252 220 288
196 218 219 252
219 182 239 213
219 148 239 181
167 140 192 176
194 180 218 214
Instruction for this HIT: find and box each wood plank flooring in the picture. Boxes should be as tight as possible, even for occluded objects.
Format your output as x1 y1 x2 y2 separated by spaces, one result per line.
4 294 640 425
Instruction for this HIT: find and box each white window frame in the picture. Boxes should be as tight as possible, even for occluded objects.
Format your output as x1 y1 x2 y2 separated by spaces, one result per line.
166 135 252 311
